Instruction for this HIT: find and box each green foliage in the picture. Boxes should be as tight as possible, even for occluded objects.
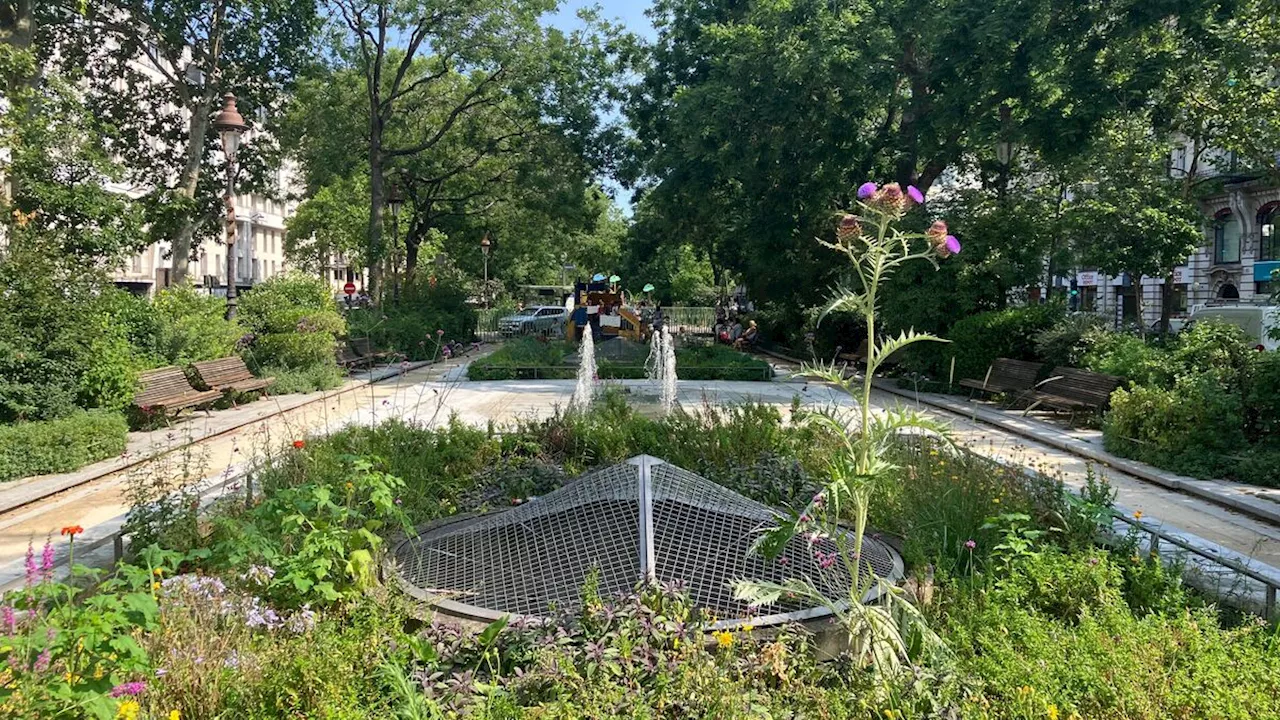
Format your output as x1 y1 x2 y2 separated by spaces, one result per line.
0 411 128 483
348 271 478 359
152 284 244 366
939 550 1280 719
1080 329 1172 386
263 364 345 395
0 547 168 720
1034 313 1109 368
210 457 412 608
917 304 1065 380
468 338 771 380
238 273 345 372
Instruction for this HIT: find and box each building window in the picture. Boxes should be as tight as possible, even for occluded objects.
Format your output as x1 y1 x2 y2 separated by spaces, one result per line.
1214 211 1241 264
200 254 207 276
1168 283 1188 313
1079 285 1097 312
131 254 142 273
215 254 222 280
1260 203 1278 261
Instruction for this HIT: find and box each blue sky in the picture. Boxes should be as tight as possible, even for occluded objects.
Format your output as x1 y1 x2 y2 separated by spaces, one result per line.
547 0 657 39
545 1 656 213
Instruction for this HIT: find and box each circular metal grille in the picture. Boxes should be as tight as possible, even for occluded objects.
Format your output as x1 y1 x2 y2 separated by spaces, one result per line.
392 456 903 627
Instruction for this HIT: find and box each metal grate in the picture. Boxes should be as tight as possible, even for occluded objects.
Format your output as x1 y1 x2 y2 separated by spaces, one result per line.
394 456 902 625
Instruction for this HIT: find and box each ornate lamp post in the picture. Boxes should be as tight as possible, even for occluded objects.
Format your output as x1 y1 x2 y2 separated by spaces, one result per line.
995 103 1014 203
213 93 248 320
386 182 403 305
480 233 492 308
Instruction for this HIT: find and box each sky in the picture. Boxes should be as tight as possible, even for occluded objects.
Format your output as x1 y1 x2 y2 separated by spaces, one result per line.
547 0 657 39
545 1 657 214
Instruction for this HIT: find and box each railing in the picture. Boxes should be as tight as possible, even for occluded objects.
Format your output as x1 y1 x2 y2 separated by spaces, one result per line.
663 306 716 334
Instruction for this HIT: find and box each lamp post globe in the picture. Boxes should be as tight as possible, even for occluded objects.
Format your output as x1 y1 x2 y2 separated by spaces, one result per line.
213 93 249 320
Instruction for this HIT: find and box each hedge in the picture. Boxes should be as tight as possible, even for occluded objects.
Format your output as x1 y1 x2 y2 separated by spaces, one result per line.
0 411 129 482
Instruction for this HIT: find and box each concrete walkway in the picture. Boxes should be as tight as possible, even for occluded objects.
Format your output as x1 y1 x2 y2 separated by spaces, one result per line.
4 367 1279 605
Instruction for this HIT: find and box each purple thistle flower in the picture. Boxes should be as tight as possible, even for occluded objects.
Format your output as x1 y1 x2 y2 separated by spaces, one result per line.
906 185 925 204
856 182 878 199
945 235 962 255
109 681 146 698
964 539 976 550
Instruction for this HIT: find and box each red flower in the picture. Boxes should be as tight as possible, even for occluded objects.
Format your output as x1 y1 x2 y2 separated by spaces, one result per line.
292 440 306 450
61 525 84 537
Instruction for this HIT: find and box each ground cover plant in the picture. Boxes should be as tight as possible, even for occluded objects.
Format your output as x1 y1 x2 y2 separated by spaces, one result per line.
468 337 773 381
7 400 1279 719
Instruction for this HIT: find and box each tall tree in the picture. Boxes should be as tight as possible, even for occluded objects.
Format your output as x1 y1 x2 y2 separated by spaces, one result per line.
627 0 1220 309
43 0 320 282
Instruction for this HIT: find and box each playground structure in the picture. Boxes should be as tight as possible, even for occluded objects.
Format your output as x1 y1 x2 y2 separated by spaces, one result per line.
565 278 651 342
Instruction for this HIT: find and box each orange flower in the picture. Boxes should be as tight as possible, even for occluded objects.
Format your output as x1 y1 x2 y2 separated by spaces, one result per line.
61 525 84 537
1133 510 1144 520
292 440 306 450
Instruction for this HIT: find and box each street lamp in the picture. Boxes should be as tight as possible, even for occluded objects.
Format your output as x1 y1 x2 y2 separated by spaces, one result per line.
213 93 248 320
386 182 403 305
480 233 492 309
995 103 1014 202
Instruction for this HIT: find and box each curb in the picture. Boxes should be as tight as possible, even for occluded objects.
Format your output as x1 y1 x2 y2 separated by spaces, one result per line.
876 380 1280 527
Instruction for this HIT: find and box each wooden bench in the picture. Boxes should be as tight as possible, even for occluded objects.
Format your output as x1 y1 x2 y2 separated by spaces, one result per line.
1023 367 1122 415
349 337 389 366
336 344 369 371
959 358 1045 398
837 339 903 374
191 357 274 398
134 366 221 420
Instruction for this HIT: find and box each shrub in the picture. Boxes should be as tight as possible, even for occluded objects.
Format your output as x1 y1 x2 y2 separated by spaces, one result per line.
263 364 345 395
152 284 244 366
237 273 345 373
1104 375 1250 482
1034 313 1109 368
1080 329 1172 387
1247 352 1280 440
0 411 128 482
920 303 1064 380
467 338 771 381
348 272 477 358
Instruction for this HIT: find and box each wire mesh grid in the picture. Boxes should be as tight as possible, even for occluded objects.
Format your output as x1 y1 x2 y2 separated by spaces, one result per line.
394 458 901 623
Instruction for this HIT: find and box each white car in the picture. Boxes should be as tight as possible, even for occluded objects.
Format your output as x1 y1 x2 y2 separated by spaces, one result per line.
498 306 567 337
1183 304 1279 351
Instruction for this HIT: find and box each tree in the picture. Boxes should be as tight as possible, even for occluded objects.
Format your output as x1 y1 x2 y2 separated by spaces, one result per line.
290 3 633 300
43 0 320 282
284 176 369 277
627 0 1223 311
1068 123 1203 331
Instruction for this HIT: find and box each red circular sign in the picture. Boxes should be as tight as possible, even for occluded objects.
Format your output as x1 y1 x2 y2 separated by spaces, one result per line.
343 282 357 296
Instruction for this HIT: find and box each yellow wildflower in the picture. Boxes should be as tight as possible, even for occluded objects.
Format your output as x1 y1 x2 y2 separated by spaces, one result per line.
153 567 164 576
713 630 733 648
1133 510 1144 520
883 710 896 720
116 700 140 720
1017 685 1034 697
170 711 181 720
992 497 1001 505
345 482 355 491
153 582 161 590
1047 704 1059 720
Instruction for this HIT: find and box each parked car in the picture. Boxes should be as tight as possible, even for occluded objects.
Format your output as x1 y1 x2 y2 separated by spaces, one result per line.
498 306 567 337
1183 304 1280 351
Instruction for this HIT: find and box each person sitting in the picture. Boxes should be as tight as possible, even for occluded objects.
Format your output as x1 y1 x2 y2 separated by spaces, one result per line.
734 320 759 350
728 319 744 343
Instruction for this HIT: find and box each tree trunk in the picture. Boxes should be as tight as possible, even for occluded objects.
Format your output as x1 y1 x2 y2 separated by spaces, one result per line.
1158 270 1174 333
366 139 384 303
1133 273 1145 337
170 92 215 284
0 0 35 207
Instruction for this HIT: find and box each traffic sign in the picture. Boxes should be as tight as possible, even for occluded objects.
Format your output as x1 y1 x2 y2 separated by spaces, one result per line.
343 282 357 296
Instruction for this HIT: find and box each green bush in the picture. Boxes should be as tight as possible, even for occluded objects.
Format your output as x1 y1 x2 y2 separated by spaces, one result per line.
152 284 244 366
263 364 345 395
237 273 345 373
1246 351 1280 440
1104 375 1251 482
1080 329 1172 386
0 411 128 482
346 273 477 359
922 303 1065 380
1034 313 1109 368
468 338 771 381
